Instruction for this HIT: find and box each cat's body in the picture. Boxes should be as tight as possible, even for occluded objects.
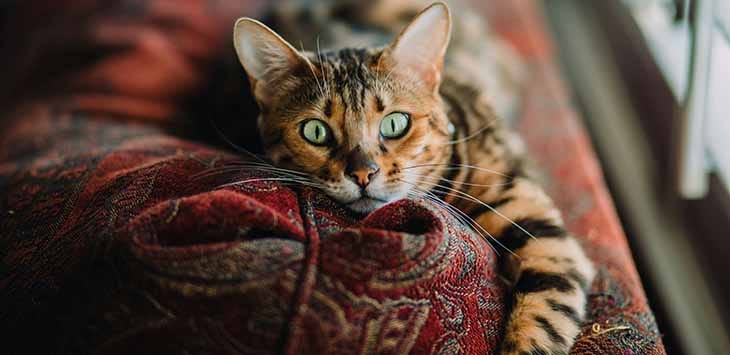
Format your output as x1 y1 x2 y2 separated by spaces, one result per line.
232 1 595 354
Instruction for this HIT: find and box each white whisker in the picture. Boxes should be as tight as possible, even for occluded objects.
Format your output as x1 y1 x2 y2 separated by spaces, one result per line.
404 184 518 257
438 120 498 145
406 190 500 255
208 118 267 164
217 177 325 190
400 171 511 188
300 40 327 99
401 163 511 178
210 162 311 177
192 162 312 181
316 36 332 96
425 182 537 241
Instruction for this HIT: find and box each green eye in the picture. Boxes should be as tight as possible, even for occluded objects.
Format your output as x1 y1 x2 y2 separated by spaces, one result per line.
301 119 331 145
380 112 410 139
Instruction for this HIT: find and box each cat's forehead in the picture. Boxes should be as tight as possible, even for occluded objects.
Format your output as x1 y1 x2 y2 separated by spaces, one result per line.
320 47 379 68
314 48 385 111
272 47 399 121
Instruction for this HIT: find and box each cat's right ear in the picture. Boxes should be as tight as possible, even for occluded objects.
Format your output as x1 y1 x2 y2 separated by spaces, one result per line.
233 18 309 102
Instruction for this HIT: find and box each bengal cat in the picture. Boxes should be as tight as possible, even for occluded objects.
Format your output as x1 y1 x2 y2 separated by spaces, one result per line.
231 1 595 354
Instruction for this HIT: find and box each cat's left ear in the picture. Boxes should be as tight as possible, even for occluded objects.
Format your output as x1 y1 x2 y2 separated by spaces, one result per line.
381 2 452 93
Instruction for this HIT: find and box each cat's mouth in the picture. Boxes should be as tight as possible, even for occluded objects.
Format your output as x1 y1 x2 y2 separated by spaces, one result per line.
346 195 390 213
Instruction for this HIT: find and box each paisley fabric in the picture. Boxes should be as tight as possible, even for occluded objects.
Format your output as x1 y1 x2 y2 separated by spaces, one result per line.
0 0 665 354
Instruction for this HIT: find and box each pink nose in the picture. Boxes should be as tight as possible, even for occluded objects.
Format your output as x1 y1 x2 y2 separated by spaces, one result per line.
348 168 379 188
345 146 379 189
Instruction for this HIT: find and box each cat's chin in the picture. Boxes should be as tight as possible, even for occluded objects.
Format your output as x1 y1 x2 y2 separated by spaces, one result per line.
346 197 388 214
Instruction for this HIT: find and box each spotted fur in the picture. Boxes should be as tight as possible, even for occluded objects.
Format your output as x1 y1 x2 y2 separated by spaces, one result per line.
233 1 594 354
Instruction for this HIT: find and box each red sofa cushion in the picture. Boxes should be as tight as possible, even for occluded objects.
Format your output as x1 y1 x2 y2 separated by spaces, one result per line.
0 0 666 354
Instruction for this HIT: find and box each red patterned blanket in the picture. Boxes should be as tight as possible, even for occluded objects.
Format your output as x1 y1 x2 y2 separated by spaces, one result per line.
0 1 665 354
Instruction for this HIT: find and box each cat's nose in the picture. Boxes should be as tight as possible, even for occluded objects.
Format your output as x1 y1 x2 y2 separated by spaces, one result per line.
345 146 380 188
348 168 379 188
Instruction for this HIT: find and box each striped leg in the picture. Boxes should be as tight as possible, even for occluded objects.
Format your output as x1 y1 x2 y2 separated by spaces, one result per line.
467 177 595 355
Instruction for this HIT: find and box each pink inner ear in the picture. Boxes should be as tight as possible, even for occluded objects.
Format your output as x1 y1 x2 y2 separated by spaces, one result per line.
388 4 451 87
234 19 307 87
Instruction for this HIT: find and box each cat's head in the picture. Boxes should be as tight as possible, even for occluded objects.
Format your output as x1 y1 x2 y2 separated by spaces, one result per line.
233 3 452 213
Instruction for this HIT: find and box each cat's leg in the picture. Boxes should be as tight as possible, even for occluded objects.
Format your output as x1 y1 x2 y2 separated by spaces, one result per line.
469 177 595 355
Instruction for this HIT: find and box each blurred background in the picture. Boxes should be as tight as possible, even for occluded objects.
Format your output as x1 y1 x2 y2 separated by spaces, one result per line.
545 1 730 354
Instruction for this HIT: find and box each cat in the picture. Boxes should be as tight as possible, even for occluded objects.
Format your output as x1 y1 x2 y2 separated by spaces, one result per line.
231 1 595 354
